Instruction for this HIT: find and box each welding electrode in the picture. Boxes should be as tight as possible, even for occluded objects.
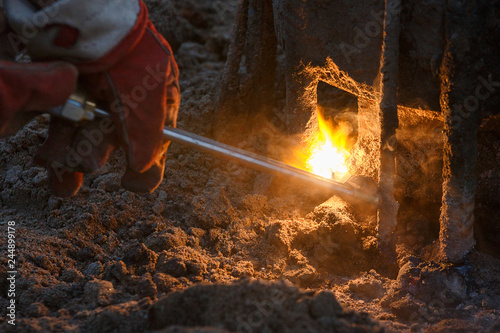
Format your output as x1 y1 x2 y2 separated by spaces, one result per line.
49 91 379 206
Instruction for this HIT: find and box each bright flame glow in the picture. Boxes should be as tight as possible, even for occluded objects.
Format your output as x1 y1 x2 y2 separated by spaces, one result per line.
293 109 351 180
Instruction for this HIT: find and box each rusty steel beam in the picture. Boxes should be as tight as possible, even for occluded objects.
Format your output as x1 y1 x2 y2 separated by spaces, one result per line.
377 0 401 255
439 1 481 264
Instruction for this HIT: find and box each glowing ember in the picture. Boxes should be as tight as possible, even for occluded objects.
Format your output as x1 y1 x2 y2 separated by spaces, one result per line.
290 108 351 180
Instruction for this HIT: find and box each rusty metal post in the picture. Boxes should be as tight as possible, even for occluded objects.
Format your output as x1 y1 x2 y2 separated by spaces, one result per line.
439 1 482 264
377 0 401 255
217 0 249 104
214 0 250 140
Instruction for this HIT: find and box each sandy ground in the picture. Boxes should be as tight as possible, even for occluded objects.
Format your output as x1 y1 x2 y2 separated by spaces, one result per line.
1 1 500 332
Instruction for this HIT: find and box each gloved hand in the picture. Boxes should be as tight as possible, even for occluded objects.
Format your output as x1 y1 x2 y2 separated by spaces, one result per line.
0 60 78 137
4 0 180 197
0 7 78 137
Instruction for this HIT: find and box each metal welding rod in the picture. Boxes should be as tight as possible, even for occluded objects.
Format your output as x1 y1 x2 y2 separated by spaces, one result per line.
51 95 379 205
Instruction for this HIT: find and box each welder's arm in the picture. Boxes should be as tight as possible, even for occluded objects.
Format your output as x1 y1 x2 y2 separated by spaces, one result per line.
3 0 180 197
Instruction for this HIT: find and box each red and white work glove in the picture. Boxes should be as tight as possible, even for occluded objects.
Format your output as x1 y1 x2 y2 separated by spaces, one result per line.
2 0 180 197
0 60 78 136
0 5 77 137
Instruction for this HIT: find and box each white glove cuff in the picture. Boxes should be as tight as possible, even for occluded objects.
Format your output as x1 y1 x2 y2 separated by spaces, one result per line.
4 0 140 61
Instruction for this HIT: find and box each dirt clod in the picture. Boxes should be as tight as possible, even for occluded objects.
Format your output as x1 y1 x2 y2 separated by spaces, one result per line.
148 279 383 332
83 279 115 307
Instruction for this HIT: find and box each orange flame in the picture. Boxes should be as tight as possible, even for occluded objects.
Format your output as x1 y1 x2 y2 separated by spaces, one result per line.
289 108 351 181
